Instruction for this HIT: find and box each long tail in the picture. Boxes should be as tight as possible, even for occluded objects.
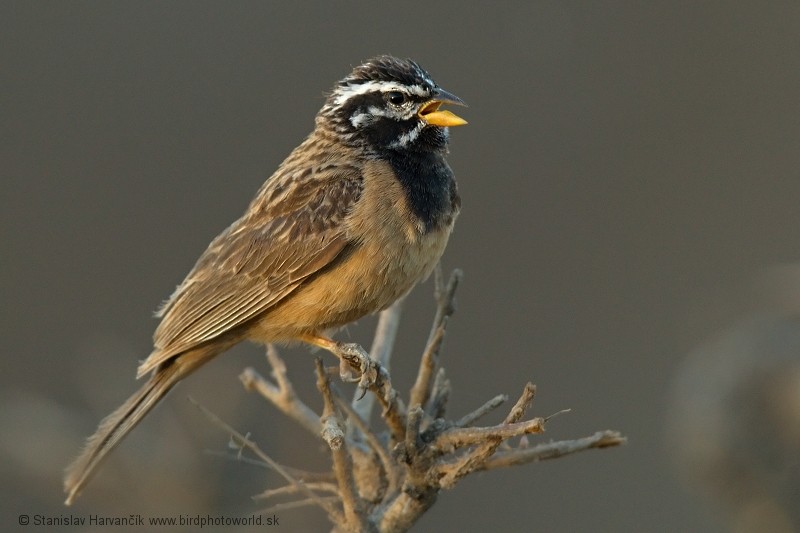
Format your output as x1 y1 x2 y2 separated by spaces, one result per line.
63 344 222 505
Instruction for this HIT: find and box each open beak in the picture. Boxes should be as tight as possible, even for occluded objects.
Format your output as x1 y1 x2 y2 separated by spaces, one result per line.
418 87 468 127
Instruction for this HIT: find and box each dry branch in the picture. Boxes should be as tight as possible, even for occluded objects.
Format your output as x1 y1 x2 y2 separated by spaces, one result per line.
316 359 367 532
201 268 626 532
239 344 321 437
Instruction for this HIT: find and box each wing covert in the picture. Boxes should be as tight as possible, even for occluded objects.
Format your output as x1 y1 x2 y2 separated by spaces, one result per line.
137 163 364 376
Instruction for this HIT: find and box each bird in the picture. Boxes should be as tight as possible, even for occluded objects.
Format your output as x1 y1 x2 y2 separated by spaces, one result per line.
64 55 467 505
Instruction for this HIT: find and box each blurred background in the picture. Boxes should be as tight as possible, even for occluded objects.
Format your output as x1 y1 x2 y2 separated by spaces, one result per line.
3 2 799 531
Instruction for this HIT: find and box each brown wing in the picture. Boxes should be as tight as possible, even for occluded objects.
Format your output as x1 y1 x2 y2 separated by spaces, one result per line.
136 162 364 377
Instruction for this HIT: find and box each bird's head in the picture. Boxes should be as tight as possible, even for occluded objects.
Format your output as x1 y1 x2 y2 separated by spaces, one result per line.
320 56 467 154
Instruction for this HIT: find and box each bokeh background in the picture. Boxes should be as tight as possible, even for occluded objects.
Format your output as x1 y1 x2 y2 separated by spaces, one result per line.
3 2 800 532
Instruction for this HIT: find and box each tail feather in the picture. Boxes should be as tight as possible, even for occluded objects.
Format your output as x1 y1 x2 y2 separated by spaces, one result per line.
65 332 244 505
63 363 182 505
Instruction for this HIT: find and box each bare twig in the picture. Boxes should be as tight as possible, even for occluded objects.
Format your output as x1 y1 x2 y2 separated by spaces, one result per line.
353 299 405 422
435 417 546 451
240 345 321 437
404 406 424 459
437 382 537 488
455 394 508 427
369 364 407 445
481 431 627 470
187 396 342 521
409 269 462 408
260 496 341 515
425 368 450 420
315 359 366 532
254 481 340 500
336 396 399 494
503 382 537 424
205 449 335 482
409 323 446 409
329 351 408 448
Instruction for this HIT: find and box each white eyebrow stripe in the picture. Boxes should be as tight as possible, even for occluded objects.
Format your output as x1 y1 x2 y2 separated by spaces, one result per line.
332 81 430 106
406 84 429 97
333 81 391 106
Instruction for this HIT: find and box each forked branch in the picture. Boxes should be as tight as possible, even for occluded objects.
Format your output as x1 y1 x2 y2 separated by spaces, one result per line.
196 268 626 532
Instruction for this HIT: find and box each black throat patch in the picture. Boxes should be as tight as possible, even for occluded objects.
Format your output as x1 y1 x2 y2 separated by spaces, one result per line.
385 150 457 233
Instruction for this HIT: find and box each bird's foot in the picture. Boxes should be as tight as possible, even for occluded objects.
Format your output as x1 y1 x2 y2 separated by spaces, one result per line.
335 342 378 400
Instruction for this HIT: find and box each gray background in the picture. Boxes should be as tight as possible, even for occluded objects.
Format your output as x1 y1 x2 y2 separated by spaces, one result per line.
3 2 799 532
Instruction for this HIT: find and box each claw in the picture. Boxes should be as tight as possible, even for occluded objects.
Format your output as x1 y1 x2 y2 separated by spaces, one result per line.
304 335 382 399
339 358 356 382
355 380 369 401
335 342 379 399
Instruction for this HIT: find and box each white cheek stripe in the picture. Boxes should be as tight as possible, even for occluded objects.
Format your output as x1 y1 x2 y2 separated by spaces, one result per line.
350 105 389 127
349 112 372 128
389 121 426 148
349 104 417 128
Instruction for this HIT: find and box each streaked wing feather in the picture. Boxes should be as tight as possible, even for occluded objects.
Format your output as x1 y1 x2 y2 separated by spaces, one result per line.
137 163 363 376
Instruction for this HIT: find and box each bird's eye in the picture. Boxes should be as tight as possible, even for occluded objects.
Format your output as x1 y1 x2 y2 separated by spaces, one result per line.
386 91 407 106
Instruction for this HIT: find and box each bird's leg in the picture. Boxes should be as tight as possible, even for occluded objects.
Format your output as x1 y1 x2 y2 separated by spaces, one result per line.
302 334 378 399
